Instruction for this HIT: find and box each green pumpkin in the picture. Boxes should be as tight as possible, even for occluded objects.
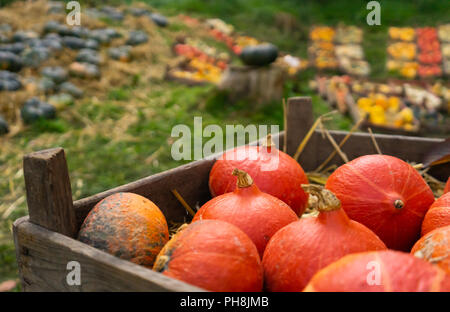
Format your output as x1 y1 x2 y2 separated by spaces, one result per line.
150 13 169 27
0 51 23 72
0 115 9 135
239 44 278 66
21 98 56 124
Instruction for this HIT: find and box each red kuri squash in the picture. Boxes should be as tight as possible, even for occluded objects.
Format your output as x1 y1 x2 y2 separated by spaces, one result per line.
421 192 450 235
326 154 435 251
194 169 298 257
304 250 450 292
262 185 386 292
412 225 450 274
209 135 309 216
78 192 169 267
153 220 263 292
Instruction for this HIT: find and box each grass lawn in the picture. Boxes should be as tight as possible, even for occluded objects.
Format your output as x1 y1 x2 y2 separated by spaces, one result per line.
0 0 449 288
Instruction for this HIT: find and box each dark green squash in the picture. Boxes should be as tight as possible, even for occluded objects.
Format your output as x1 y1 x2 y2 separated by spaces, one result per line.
150 13 169 27
89 29 112 44
22 46 51 68
41 66 68 84
239 43 278 66
21 98 56 124
108 46 131 62
0 70 21 91
43 21 62 34
59 81 83 98
12 31 38 42
0 43 25 54
126 31 148 46
0 115 9 135
62 37 98 50
0 51 23 72
76 49 101 65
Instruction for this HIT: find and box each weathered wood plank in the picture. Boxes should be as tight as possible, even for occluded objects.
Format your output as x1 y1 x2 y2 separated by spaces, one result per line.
301 130 448 180
13 216 204 292
285 97 317 170
23 148 77 238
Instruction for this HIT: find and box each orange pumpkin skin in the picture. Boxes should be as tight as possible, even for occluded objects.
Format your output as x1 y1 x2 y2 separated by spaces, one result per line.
153 220 263 292
304 250 450 292
326 155 435 251
209 144 309 216
78 192 169 268
262 187 386 292
412 225 450 274
193 170 298 257
422 192 450 236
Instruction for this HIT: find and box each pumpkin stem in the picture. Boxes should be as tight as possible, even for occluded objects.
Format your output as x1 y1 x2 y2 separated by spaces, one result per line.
232 169 254 188
394 199 404 209
301 184 341 212
153 255 170 273
261 134 275 148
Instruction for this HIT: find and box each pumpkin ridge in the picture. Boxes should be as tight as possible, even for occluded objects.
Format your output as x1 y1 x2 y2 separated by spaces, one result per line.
380 156 397 193
399 164 413 197
346 165 393 201
403 204 428 219
371 213 393 233
405 185 435 202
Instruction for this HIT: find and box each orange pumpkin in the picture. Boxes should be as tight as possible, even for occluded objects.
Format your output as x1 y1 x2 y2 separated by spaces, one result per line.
153 220 263 292
326 155 435 251
193 169 298 257
78 192 169 267
412 225 450 274
444 177 449 194
421 192 450 236
262 185 386 292
209 135 309 216
304 250 450 292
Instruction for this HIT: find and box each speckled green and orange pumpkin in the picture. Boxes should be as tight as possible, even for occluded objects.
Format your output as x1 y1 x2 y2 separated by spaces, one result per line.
78 192 169 268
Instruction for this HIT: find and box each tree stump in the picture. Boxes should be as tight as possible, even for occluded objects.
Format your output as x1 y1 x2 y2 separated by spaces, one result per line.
219 65 286 105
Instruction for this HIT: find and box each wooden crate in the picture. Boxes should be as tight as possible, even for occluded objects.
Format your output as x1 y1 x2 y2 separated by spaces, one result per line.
13 97 449 292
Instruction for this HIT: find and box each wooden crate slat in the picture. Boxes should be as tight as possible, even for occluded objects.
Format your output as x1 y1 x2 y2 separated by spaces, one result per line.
23 148 77 238
13 216 204 292
305 130 447 180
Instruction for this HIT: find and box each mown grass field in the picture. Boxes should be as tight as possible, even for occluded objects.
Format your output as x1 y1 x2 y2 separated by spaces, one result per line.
0 0 449 289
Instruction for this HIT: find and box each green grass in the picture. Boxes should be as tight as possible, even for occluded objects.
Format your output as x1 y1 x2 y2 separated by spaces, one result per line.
0 0 449 290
